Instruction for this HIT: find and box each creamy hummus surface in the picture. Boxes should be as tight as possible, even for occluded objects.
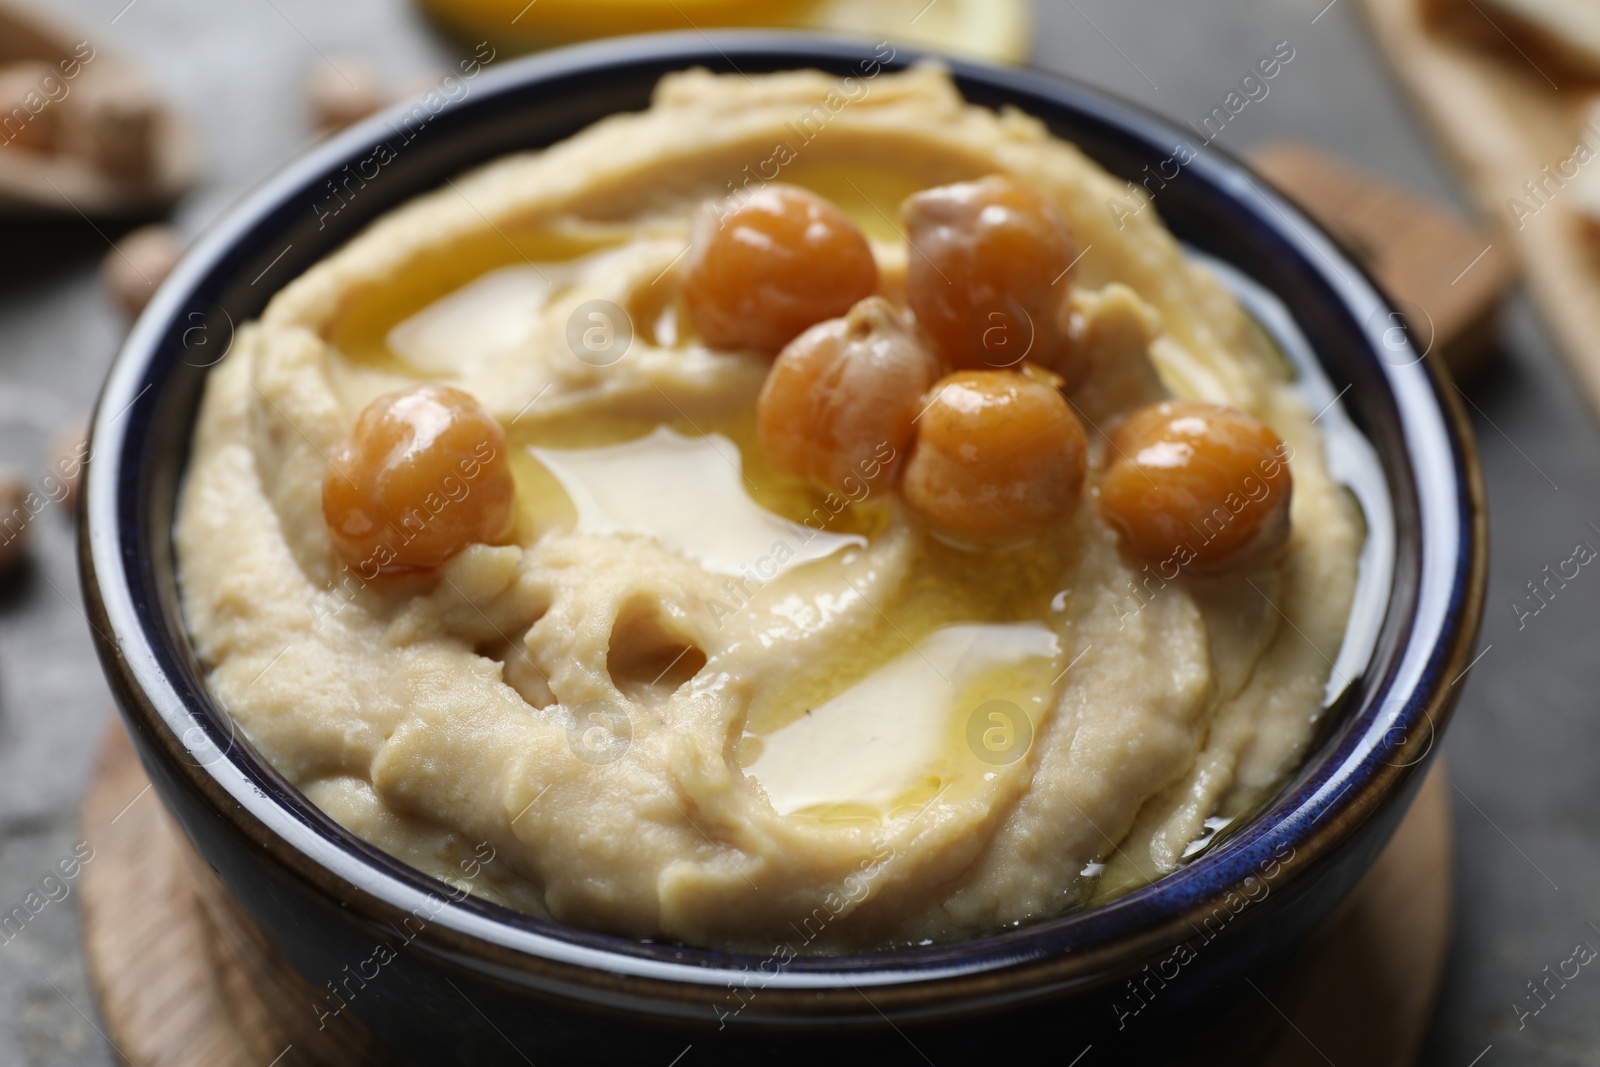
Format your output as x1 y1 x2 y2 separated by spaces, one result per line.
175 65 1363 951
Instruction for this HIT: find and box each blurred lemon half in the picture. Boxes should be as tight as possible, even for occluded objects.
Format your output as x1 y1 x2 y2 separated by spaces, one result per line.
418 0 1032 65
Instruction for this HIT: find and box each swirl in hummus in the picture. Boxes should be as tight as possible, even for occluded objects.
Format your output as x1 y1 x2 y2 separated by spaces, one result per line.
175 64 1364 951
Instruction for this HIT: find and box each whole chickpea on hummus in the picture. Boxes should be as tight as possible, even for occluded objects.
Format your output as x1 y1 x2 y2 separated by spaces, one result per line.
175 65 1364 951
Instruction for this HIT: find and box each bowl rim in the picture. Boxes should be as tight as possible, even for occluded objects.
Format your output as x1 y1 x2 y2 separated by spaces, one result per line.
80 29 1487 1006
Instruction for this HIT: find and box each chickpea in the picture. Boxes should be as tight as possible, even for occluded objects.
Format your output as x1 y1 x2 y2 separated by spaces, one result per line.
901 175 1076 375
102 225 184 318
1099 401 1293 571
306 55 388 134
902 369 1088 549
0 65 60 153
0 470 28 577
758 297 940 493
322 384 514 574
682 184 878 355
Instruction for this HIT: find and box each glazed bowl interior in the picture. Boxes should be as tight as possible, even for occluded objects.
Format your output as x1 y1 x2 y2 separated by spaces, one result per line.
83 32 1480 986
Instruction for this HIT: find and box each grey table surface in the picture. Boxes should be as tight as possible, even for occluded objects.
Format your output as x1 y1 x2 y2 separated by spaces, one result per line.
0 0 1587 1063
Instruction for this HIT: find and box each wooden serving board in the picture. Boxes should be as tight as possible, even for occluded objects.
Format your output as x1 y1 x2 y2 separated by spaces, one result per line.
1251 141 1511 382
77 722 1453 1066
1358 0 1600 409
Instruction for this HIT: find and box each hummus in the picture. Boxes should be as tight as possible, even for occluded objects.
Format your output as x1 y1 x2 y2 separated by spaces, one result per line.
175 64 1364 951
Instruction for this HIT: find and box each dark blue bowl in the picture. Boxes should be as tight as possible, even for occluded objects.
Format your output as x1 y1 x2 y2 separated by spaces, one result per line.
80 31 1486 1065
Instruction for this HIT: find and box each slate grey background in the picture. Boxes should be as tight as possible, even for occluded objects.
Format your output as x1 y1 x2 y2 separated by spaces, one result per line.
0 0 1584 1063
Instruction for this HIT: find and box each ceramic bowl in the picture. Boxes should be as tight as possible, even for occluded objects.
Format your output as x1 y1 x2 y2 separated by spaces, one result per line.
80 31 1486 1065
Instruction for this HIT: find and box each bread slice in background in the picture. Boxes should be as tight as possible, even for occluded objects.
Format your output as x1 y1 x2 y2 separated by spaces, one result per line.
1421 0 1600 81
